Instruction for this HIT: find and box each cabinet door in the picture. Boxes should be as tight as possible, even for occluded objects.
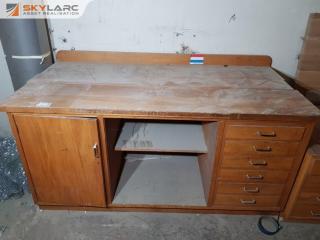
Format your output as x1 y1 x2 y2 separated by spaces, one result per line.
14 114 106 207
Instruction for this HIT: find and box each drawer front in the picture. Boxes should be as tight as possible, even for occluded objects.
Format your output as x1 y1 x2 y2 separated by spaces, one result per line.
291 204 320 220
304 175 320 187
218 169 289 183
216 182 284 195
214 194 280 209
297 191 320 205
223 140 300 157
221 156 294 170
225 124 305 141
302 177 320 193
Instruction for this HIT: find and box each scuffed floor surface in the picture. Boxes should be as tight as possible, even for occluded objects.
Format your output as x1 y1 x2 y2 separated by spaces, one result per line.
0 194 320 240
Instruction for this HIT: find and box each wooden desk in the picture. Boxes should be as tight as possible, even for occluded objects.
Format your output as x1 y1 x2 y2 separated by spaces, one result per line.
1 51 319 214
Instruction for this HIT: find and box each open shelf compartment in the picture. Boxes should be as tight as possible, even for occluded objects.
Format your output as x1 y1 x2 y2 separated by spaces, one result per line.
105 119 219 207
115 121 208 153
113 153 207 206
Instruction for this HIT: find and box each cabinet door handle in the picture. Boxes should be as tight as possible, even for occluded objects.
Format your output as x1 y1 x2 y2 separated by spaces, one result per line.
93 143 100 158
256 131 276 137
243 186 260 193
253 146 272 152
240 199 256 205
246 174 264 180
311 211 320 217
249 160 268 166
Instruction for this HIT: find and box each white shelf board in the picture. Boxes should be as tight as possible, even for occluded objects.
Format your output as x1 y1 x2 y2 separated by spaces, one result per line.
115 122 208 153
112 154 206 206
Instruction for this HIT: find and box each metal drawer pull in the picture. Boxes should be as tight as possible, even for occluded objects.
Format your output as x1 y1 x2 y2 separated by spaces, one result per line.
93 143 100 158
243 186 260 193
256 131 276 137
246 174 264 180
249 160 268 166
253 146 272 152
310 211 320 217
240 199 256 205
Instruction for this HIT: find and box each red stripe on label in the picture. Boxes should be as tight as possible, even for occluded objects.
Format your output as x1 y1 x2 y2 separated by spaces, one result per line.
191 54 204 57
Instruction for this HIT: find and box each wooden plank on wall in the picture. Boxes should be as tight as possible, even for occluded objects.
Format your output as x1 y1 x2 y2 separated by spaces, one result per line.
298 55 320 71
296 70 320 90
296 13 320 90
56 50 272 67
301 38 320 56
306 13 320 38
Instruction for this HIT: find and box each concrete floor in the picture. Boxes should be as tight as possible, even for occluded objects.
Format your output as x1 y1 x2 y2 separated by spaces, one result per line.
0 194 319 240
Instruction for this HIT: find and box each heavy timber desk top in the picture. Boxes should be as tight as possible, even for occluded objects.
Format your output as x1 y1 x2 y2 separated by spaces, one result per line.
0 61 319 120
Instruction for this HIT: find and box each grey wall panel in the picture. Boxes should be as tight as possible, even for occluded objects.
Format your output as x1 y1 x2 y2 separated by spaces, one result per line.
0 19 53 90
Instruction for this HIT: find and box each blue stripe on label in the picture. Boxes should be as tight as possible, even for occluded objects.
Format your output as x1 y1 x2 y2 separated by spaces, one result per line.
190 59 204 64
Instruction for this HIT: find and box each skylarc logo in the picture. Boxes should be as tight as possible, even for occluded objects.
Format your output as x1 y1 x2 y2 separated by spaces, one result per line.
1 0 93 19
6 3 19 17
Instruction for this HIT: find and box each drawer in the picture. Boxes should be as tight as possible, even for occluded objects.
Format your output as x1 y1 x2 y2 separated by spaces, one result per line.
216 182 284 195
310 159 320 175
214 194 280 208
221 156 294 170
223 140 300 157
302 176 320 193
291 204 320 220
225 124 305 141
297 191 320 205
218 169 289 183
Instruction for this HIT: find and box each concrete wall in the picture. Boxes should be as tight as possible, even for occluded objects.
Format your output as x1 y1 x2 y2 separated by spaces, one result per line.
49 0 320 77
0 40 14 137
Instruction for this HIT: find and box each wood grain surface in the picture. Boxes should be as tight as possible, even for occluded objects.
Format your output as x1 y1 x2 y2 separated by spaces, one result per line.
296 13 320 90
14 114 106 207
0 61 319 119
198 122 220 205
283 144 320 222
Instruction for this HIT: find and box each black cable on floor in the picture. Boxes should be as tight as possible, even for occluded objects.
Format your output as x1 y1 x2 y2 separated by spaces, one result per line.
257 214 283 235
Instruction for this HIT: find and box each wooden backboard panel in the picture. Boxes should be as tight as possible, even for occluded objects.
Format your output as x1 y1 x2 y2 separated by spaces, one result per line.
56 50 272 67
